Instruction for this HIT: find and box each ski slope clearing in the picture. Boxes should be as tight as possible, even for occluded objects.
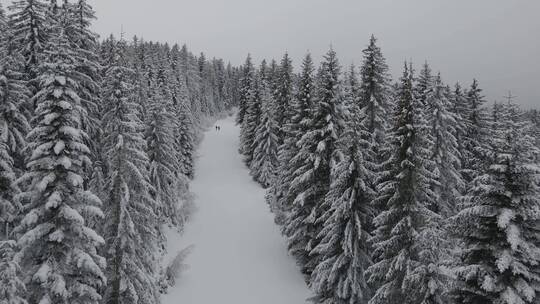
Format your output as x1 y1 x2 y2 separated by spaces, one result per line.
162 115 311 304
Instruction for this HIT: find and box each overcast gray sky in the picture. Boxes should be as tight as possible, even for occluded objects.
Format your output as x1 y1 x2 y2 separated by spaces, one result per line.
3 0 539 107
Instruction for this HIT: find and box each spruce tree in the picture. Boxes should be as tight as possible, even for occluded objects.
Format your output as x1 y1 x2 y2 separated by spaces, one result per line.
101 38 160 304
344 64 360 111
58 0 103 193
0 240 27 304
129 37 152 126
197 53 214 116
63 0 101 139
415 61 433 106
14 22 105 304
169 44 187 109
250 78 278 187
8 0 48 81
222 62 234 110
462 79 489 183
239 65 261 167
182 46 203 123
236 54 255 126
176 102 195 179
491 101 504 124
310 76 375 304
0 25 31 239
169 45 195 179
274 52 294 145
267 59 278 93
425 74 463 216
449 82 469 180
213 58 227 112
146 78 183 226
358 35 391 157
270 53 314 225
451 102 540 304
366 63 442 304
357 36 392 231
0 141 20 241
283 48 344 277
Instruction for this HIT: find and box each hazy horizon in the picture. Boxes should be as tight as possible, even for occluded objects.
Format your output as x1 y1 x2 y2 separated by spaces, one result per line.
1 0 538 107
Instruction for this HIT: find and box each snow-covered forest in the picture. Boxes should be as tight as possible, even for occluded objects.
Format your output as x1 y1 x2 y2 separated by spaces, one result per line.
1 1 540 304
238 40 540 303
0 1 238 303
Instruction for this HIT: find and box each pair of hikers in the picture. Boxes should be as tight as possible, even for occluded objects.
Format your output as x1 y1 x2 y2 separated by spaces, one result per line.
215 125 221 131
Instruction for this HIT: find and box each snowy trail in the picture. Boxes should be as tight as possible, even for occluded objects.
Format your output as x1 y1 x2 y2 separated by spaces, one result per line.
162 115 311 304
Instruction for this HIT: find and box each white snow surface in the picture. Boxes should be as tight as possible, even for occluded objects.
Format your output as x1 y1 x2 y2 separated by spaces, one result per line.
162 115 311 304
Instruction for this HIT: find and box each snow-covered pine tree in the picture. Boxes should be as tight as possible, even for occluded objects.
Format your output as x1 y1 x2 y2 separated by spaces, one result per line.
461 79 490 184
274 52 294 145
228 63 242 109
130 37 153 124
69 1 97 50
450 101 540 304
222 62 234 110
196 53 208 115
175 101 195 179
170 44 197 146
357 36 392 220
8 0 48 82
415 61 433 106
59 0 104 194
13 20 106 304
0 140 20 241
283 48 345 278
211 58 222 113
344 64 360 110
491 101 504 124
425 73 463 216
212 58 227 113
181 45 203 124
310 68 375 304
197 53 217 117
250 77 278 187
0 9 28 284
270 53 314 225
236 54 255 126
0 240 27 304
366 63 443 304
0 24 31 239
286 52 314 169
146 75 184 226
421 73 463 302
101 38 160 304
449 82 469 181
258 59 268 83
267 58 278 93
170 48 196 172
239 63 261 167
170 44 187 108
62 0 101 139
358 35 391 149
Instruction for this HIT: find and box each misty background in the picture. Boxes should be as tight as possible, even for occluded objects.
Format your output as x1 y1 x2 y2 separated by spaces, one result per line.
2 0 539 107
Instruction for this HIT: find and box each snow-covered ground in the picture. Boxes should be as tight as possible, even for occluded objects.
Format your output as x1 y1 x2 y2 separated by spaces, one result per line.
162 115 311 304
